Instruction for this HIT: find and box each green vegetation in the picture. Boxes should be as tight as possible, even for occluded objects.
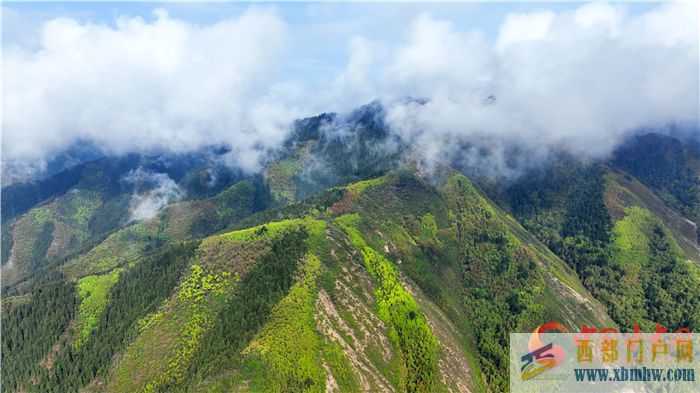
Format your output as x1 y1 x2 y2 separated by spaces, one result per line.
177 264 231 303
2 168 619 393
1 224 12 265
109 263 233 392
5 129 696 393
320 341 361 392
61 180 267 281
242 253 325 392
41 242 198 392
265 157 302 203
167 266 231 385
612 133 700 221
184 227 310 388
336 214 438 392
74 270 121 348
230 187 345 231
3 189 113 285
346 175 393 195
165 179 268 240
503 161 700 333
604 169 699 263
61 190 101 227
585 207 700 331
61 221 164 279
443 174 546 392
419 213 438 240
1 281 78 393
1 161 85 222
505 163 612 273
9 207 57 276
221 217 325 245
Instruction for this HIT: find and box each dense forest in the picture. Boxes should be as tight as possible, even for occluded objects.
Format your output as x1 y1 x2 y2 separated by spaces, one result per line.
501 160 700 332
612 133 700 223
1 242 197 392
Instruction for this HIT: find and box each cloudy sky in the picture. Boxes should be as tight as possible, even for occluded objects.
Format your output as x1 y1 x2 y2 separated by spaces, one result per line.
2 2 698 178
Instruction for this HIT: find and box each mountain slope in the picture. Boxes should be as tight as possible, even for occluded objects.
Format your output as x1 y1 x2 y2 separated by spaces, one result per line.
2 102 697 392
604 167 699 262
612 133 700 224
1 102 395 288
1 170 615 393
1 153 246 287
491 155 700 332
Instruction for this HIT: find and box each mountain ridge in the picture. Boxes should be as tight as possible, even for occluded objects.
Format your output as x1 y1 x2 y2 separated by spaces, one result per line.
2 105 699 392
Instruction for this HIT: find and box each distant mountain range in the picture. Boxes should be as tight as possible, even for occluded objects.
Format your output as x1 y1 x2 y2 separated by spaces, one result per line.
2 103 699 392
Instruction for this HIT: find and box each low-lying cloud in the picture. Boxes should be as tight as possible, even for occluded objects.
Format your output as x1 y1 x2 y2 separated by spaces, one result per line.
380 3 698 176
3 7 297 178
124 168 185 221
2 3 698 181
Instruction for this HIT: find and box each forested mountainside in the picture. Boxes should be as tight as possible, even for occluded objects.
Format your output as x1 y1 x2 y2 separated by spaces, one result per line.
487 157 700 334
2 104 699 392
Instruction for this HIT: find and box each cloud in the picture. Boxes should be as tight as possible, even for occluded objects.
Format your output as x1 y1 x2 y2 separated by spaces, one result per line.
328 36 378 111
496 11 554 50
2 7 296 177
123 167 184 221
380 2 698 177
2 3 698 181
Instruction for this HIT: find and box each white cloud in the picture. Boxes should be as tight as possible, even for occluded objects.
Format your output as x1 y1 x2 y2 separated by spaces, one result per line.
2 3 697 181
383 14 492 99
380 2 699 177
574 3 624 33
496 11 554 50
329 36 377 110
124 167 184 221
2 7 293 176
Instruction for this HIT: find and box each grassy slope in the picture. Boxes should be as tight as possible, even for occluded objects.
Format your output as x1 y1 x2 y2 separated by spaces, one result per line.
61 180 263 280
596 168 700 331
98 180 464 392
240 253 325 392
338 173 613 391
74 270 121 348
491 161 699 333
264 156 304 204
106 264 233 392
103 220 316 392
604 167 700 263
2 190 103 285
591 205 700 331
336 213 439 392
197 216 445 392
223 171 611 392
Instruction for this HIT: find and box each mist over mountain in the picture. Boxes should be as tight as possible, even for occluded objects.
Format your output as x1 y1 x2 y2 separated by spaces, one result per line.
2 107 699 392
3 2 697 184
2 2 699 393
4 98 698 189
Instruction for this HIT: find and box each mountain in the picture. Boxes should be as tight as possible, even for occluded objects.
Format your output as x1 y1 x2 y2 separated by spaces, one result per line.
2 104 698 393
1 150 249 287
485 145 700 332
0 141 106 187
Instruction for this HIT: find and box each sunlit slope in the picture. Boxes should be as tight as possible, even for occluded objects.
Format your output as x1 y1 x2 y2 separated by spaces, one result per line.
600 168 700 331
327 172 613 391
97 217 461 392
1 178 270 291
604 167 699 263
